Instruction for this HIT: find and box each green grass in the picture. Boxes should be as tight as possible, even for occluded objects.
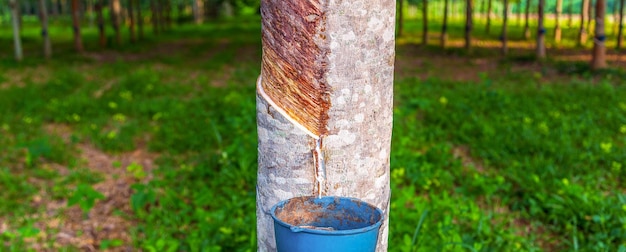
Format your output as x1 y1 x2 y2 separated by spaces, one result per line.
1 13 626 251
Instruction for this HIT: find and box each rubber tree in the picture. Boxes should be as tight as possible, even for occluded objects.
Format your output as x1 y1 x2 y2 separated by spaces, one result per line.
568 0 573 26
524 0 531 39
72 0 83 52
39 0 51 58
256 0 395 251
591 0 607 69
536 0 545 58
580 0 590 44
502 0 509 55
111 0 122 44
128 0 136 42
151 0 159 35
466 0 473 49
555 0 562 44
192 0 203 24
96 0 106 47
423 0 428 45
485 0 492 34
587 0 593 32
618 0 624 49
137 0 144 39
442 0 450 47
9 0 23 61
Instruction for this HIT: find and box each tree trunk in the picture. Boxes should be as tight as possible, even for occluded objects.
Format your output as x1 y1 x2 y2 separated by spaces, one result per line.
192 0 203 24
555 0 562 44
128 0 136 43
502 0 508 55
465 0 473 49
10 0 23 61
537 0 545 58
422 0 428 45
158 0 166 32
613 0 620 34
618 0 625 49
256 0 395 251
72 0 83 52
587 0 594 33
486 0 492 34
137 0 144 39
524 0 531 39
592 0 607 69
39 0 51 58
96 0 105 47
568 0 573 27
150 0 159 35
111 0 121 45
580 0 589 45
442 0 449 47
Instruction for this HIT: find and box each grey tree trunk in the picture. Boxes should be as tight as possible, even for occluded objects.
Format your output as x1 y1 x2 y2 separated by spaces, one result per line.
502 0 508 55
442 0 449 47
465 0 473 49
618 0 625 49
592 0 607 69
555 0 562 44
10 0 23 61
537 0 545 58
580 0 590 45
256 0 395 251
39 0 51 58
524 0 531 39
422 0 428 45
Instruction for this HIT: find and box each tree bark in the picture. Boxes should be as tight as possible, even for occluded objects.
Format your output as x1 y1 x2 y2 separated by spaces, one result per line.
422 0 428 45
192 0 203 24
580 0 589 45
96 0 105 47
502 0 508 55
111 0 121 45
524 0 531 39
10 0 23 61
537 0 545 58
150 0 159 35
465 0 473 49
39 0 51 58
591 0 607 69
555 0 562 43
587 0 594 33
486 0 492 34
256 0 395 251
128 0 136 43
136 0 144 40
72 0 83 52
618 0 625 49
568 0 573 27
442 0 449 47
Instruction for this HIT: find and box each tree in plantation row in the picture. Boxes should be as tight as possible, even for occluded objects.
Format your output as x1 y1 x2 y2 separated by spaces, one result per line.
485 0 492 34
111 0 122 44
587 0 593 34
592 0 607 69
193 0 204 24
466 0 473 49
568 0 574 27
555 0 563 44
524 0 531 39
128 0 137 43
580 0 590 45
151 0 159 35
136 0 144 39
10 0 23 61
39 0 52 58
422 0 428 45
618 0 625 49
72 0 83 52
537 0 546 58
256 0 395 250
96 0 106 47
441 0 450 47
502 0 509 55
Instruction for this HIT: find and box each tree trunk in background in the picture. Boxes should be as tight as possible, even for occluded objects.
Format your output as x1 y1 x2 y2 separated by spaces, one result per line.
486 0 492 34
613 0 620 34
39 0 51 58
618 0 624 49
537 0 545 58
151 0 159 35
128 0 136 42
192 0 203 24
96 0 105 47
591 0 607 69
502 0 508 55
524 0 531 39
587 0 594 34
72 0 83 52
111 0 121 45
517 1 522 26
465 0 473 49
422 0 428 45
51 0 59 15
555 0 562 44
256 0 395 251
580 0 589 45
442 0 449 47
137 0 144 39
568 0 573 27
158 0 166 32
10 0 23 61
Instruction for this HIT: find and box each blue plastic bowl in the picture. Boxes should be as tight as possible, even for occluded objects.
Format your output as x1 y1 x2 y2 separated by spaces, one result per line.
271 196 383 252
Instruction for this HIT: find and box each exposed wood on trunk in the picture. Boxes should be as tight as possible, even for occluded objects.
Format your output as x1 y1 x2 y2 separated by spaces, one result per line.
128 0 136 43
465 0 473 49
555 0 563 44
96 0 106 47
592 0 607 69
72 0 83 52
441 0 449 47
524 0 531 39
39 0 51 58
537 0 545 58
423 0 428 45
580 0 590 45
618 0 625 49
502 0 508 55
9 0 23 61
257 0 395 251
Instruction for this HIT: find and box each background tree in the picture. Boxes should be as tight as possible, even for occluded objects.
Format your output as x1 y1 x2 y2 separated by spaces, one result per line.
568 0 574 27
111 0 122 44
96 0 106 47
128 0 137 42
580 0 590 45
441 0 450 47
466 0 473 49
39 0 51 58
555 0 563 44
537 0 545 58
256 0 395 250
137 0 144 39
193 0 203 24
524 0 531 39
485 0 492 34
9 0 23 61
591 0 607 69
423 0 428 45
72 0 83 52
618 0 624 49
502 0 509 55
